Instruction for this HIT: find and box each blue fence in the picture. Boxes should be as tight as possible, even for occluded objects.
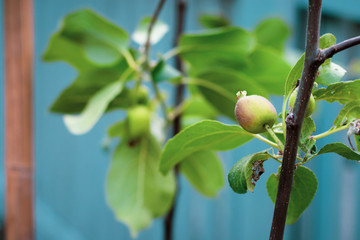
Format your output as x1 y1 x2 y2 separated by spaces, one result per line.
2 0 360 239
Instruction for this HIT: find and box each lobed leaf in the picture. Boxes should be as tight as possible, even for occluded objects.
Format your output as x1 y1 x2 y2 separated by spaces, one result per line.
180 150 224 197
313 79 360 104
159 120 253 174
228 150 272 194
43 9 129 69
132 17 169 45
106 136 175 237
333 100 360 127
63 81 124 135
267 166 318 224
317 142 360 160
254 18 290 53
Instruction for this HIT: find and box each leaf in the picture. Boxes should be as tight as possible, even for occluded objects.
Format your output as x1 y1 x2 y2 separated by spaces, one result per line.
181 94 218 119
313 79 360 104
317 142 360 160
159 120 253 174
242 47 291 95
284 55 304 99
355 135 360 151
319 33 336 66
193 68 267 120
132 17 169 45
43 33 95 71
300 138 317 155
63 81 124 135
228 150 272 194
254 18 290 53
198 14 230 29
300 117 315 143
106 136 175 237
333 100 360 127
316 62 346 86
49 66 131 114
319 33 336 49
43 9 129 69
267 166 318 224
180 150 224 197
151 59 181 83
179 27 254 71
108 121 125 138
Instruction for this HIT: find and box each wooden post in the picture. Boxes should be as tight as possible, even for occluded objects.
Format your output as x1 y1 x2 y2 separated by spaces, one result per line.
4 0 34 239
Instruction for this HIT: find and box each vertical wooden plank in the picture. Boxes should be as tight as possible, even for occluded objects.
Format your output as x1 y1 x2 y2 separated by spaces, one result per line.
4 0 34 239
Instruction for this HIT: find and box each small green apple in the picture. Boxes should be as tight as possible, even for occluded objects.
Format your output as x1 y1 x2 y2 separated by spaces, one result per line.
289 88 316 118
126 105 151 139
235 93 277 134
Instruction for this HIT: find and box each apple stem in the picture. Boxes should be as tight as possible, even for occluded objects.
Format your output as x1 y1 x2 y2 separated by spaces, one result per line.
265 125 284 152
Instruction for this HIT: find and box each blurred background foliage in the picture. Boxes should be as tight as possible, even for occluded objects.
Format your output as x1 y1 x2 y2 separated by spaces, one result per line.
1 0 360 239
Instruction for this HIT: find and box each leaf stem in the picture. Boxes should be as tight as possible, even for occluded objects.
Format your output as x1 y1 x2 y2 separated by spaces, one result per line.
265 125 284 151
252 134 279 149
312 124 349 140
163 47 181 61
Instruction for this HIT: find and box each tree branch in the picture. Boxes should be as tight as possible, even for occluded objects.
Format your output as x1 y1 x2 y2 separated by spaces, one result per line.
144 0 166 66
143 0 168 120
269 0 322 239
164 1 186 240
321 36 360 60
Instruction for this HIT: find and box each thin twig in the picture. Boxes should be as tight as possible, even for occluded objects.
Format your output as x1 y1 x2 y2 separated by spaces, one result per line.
143 0 168 120
164 1 186 240
144 0 166 67
321 36 360 60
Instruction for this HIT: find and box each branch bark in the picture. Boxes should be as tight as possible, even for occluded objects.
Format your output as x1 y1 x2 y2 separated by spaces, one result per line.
270 1 360 239
164 1 186 240
269 0 322 239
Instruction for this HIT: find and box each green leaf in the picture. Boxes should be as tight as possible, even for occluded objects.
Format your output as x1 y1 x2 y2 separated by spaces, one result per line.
316 62 346 86
267 166 318 224
159 120 253 174
192 68 267 120
319 33 336 50
228 150 272 194
333 101 360 127
355 135 360 151
198 14 230 29
180 150 224 197
106 136 175 237
317 142 360 160
49 66 131 114
132 17 169 45
300 138 317 155
242 47 291 95
284 55 304 99
313 79 360 104
181 94 218 119
43 33 95 71
300 117 315 143
151 59 181 83
108 121 125 138
254 18 290 52
179 27 254 71
63 80 124 135
43 9 129 69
